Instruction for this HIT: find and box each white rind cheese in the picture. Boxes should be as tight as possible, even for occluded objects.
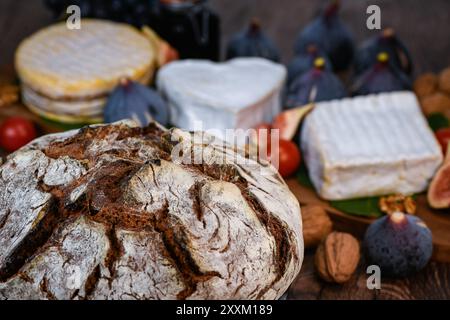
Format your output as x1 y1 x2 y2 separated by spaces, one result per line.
157 58 286 139
301 91 443 200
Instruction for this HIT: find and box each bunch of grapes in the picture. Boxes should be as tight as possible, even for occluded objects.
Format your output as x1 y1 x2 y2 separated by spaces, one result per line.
43 0 161 27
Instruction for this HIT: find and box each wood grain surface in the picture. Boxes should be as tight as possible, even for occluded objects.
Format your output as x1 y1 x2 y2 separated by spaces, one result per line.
285 178 450 300
289 253 450 300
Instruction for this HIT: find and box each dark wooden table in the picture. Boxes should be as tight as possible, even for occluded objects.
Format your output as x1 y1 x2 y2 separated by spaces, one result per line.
288 252 450 300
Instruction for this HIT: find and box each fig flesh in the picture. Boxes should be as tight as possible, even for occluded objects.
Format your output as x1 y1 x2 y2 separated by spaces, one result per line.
428 147 450 209
294 0 355 71
363 212 433 278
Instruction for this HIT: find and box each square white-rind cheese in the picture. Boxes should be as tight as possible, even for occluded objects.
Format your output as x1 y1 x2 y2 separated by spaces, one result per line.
301 91 443 200
156 58 286 140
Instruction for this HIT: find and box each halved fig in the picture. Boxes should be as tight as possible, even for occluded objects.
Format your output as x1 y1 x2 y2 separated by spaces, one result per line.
428 143 450 209
273 103 314 141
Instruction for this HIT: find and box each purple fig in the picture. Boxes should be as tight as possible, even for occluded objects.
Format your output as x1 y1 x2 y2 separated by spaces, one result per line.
364 212 433 278
286 57 347 108
294 0 355 71
355 28 413 76
287 44 333 86
351 52 412 96
104 78 169 127
226 19 280 62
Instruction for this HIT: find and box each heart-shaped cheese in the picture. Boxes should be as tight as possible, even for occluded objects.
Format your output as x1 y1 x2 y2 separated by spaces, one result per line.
157 58 286 138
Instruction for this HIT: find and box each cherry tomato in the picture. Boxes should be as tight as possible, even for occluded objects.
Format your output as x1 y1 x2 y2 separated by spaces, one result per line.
269 139 302 178
435 128 450 155
0 117 37 152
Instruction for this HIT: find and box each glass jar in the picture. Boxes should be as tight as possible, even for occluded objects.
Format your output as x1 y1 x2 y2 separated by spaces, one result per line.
155 0 221 61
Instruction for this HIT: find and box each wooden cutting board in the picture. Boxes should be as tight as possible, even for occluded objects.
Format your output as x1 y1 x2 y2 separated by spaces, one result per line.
286 178 450 263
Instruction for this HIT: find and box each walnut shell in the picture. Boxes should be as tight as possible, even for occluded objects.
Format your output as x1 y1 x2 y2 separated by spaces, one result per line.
414 73 438 98
420 92 450 116
379 194 417 215
0 85 19 108
314 232 360 284
439 67 450 95
302 205 332 248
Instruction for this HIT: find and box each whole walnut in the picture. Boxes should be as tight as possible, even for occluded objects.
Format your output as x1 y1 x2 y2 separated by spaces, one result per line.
420 92 450 116
302 205 333 248
315 232 360 284
439 67 450 95
414 73 438 98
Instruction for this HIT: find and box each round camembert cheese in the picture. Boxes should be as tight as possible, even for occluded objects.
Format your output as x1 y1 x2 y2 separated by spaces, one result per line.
15 19 156 123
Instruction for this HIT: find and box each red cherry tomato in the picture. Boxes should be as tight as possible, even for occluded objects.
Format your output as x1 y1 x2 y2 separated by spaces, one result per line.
435 128 450 155
0 117 37 152
269 139 302 178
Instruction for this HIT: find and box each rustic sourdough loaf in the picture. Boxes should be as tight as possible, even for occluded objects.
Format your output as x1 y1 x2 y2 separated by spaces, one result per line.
0 120 303 300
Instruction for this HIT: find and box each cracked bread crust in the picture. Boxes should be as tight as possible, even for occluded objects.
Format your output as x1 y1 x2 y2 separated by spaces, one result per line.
0 120 303 300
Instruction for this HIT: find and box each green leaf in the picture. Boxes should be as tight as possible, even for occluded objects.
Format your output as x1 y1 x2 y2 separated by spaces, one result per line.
296 163 314 189
330 197 383 218
428 113 449 131
40 116 98 131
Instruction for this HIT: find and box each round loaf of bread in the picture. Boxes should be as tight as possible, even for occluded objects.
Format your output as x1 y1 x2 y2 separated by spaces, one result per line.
0 121 303 300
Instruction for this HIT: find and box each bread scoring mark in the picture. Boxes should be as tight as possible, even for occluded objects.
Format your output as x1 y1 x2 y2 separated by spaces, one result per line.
43 123 173 165
40 277 56 300
242 191 295 300
103 226 123 289
151 202 222 300
0 209 11 230
183 159 296 298
0 199 64 282
189 181 206 225
0 122 300 300
84 265 101 299
42 159 221 300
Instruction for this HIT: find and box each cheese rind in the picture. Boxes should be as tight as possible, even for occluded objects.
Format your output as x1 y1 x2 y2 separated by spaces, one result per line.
301 91 443 200
15 20 155 99
157 58 286 139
